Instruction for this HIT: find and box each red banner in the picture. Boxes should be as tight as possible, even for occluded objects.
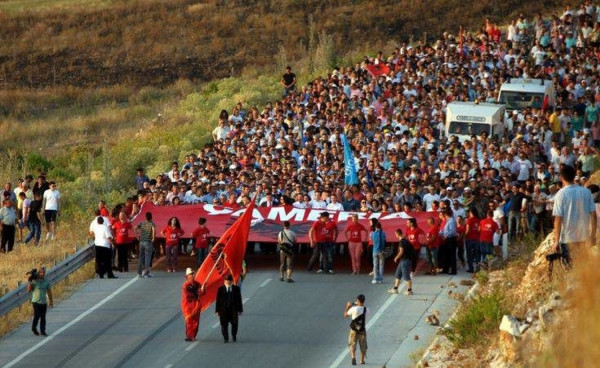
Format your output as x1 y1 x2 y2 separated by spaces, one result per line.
365 63 391 78
132 203 433 243
194 198 255 312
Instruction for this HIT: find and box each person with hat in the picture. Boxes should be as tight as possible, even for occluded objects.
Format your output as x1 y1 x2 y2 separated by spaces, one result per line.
27 266 53 336
181 268 205 342
307 211 339 274
344 294 369 365
215 274 243 343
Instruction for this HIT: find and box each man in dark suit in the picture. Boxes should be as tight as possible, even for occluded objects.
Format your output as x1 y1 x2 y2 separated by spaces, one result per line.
215 274 243 343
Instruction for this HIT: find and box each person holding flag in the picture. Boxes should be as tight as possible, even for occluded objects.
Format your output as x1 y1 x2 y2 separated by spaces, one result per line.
182 267 205 342
342 134 359 186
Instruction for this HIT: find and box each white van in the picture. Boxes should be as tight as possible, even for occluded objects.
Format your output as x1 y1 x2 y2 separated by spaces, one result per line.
445 102 506 142
497 78 556 111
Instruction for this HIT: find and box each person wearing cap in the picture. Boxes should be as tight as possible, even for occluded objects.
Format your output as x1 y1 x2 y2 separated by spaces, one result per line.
344 294 369 365
307 211 339 274
182 268 205 342
215 274 243 343
27 266 53 336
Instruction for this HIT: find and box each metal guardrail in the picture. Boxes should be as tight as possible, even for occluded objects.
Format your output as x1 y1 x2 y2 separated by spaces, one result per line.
0 244 95 317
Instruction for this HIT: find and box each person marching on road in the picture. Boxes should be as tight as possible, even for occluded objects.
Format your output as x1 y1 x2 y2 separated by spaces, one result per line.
136 212 155 277
307 211 338 274
345 214 368 274
277 221 297 283
388 228 415 295
344 294 368 366
28 266 53 336
182 268 205 342
215 274 243 343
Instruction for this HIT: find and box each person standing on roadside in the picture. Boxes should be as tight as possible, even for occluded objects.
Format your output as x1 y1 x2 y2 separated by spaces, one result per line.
345 214 368 274
28 266 53 336
370 222 386 284
552 164 597 262
136 212 155 277
388 228 414 295
0 198 17 253
42 181 60 241
277 221 297 282
89 215 117 279
344 294 368 366
24 192 43 246
182 268 204 342
307 212 338 274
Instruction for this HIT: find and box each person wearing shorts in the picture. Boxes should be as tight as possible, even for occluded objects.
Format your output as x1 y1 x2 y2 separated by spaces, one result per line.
42 182 60 241
344 294 368 366
388 229 414 295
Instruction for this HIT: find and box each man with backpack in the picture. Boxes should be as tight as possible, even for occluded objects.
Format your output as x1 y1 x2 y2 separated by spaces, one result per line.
344 294 368 366
277 221 296 282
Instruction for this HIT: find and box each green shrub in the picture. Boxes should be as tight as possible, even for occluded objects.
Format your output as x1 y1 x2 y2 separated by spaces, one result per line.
442 290 507 348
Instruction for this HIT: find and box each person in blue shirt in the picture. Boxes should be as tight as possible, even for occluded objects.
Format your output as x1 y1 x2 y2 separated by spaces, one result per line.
440 208 458 275
370 222 386 284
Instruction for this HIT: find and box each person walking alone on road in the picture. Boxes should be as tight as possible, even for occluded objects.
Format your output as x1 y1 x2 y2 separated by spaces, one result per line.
388 229 415 295
182 268 204 342
277 221 296 283
370 222 386 284
28 266 53 336
345 214 367 274
344 294 368 365
215 274 243 343
136 212 155 277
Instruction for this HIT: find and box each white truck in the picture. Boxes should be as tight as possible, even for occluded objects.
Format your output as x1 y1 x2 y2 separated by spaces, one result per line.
445 101 506 142
497 78 556 111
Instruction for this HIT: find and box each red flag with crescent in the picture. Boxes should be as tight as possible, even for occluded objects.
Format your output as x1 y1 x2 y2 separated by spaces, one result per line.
194 197 255 312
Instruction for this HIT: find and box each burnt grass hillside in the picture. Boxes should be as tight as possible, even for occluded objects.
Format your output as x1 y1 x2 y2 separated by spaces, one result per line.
0 0 570 89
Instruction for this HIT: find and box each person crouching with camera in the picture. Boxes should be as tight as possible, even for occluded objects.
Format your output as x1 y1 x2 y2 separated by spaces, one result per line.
27 266 53 336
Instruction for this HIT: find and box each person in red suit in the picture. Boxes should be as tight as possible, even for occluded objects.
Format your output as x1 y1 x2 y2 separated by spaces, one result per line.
181 268 205 342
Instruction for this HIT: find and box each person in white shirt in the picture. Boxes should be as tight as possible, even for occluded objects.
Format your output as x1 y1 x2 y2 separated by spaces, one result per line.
326 196 344 211
516 152 533 182
422 187 440 212
88 215 116 279
344 294 369 366
42 182 61 241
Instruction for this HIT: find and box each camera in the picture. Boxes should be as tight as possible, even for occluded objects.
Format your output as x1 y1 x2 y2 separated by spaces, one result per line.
27 269 38 282
545 253 564 262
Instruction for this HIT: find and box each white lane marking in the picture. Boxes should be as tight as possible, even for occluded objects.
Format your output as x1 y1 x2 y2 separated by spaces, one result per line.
2 277 138 368
259 278 272 288
242 297 249 304
211 322 220 329
184 342 198 351
328 284 406 368
165 365 173 368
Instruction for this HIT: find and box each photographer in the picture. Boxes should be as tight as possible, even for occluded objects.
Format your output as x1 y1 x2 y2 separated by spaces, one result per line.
27 266 53 336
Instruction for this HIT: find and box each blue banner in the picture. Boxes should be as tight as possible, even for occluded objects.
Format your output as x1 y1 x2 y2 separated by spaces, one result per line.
341 134 359 186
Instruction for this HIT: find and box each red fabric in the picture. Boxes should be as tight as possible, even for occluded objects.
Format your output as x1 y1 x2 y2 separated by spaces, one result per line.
132 204 430 243
311 220 338 242
194 198 256 313
181 279 203 340
365 63 391 78
100 207 109 217
466 216 480 240
479 218 499 243
163 226 184 247
346 222 367 242
112 221 133 245
191 226 211 249
406 227 425 250
426 225 440 248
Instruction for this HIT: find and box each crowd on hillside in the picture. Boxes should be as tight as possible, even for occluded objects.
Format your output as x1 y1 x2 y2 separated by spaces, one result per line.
5 4 600 277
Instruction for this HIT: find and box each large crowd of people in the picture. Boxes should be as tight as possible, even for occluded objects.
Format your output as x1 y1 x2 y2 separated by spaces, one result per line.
4 5 600 280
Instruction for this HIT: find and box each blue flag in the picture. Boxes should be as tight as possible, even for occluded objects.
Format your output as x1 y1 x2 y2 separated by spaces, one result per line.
341 134 359 186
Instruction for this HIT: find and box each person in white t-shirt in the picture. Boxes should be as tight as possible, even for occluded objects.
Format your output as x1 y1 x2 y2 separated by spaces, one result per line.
344 294 369 366
88 215 116 279
422 187 440 212
42 182 61 241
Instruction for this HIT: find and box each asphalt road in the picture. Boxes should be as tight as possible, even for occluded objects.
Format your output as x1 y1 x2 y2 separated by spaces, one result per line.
0 258 470 368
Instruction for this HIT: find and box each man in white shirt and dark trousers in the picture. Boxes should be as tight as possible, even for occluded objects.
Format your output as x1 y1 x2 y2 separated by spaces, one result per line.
344 294 368 366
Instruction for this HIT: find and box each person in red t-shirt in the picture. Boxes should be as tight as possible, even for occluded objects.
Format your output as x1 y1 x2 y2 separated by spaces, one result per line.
479 210 500 263
161 217 185 272
191 217 211 267
112 212 133 272
425 217 440 275
405 218 424 274
465 209 480 273
307 212 338 274
344 214 367 274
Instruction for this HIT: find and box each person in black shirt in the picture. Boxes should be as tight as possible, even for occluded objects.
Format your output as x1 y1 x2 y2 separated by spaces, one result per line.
507 184 525 239
280 66 296 97
388 229 414 295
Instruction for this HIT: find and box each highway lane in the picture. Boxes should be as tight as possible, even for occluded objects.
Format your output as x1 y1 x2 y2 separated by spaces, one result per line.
1 268 470 368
